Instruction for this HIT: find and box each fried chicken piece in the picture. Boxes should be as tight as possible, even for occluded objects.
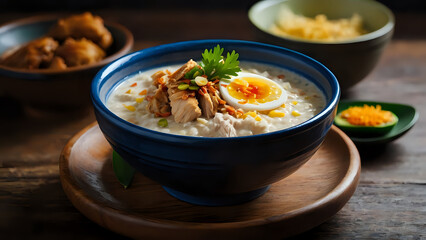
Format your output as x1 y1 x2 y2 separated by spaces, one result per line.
56 38 105 67
48 12 113 49
0 37 58 69
48 56 67 70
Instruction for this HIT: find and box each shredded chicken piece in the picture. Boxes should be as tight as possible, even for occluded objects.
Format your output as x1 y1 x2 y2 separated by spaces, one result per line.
48 12 113 49
199 86 223 119
146 88 170 116
199 92 215 119
0 37 59 69
166 60 202 123
169 59 197 82
213 113 238 137
169 96 201 123
151 70 168 87
147 71 171 117
167 89 201 123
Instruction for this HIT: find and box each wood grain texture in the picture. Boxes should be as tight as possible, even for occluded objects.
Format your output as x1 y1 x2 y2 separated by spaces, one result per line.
59 124 360 240
0 9 425 240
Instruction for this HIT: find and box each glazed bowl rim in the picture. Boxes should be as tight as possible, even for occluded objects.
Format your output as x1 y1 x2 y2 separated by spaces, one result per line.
91 39 340 142
248 0 395 45
0 14 134 77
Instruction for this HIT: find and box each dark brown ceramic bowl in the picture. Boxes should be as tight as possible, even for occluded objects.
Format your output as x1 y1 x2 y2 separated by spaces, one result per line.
0 14 134 109
249 0 394 91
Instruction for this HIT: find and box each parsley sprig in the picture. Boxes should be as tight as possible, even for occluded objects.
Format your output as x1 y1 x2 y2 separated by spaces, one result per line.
185 45 240 81
202 45 240 80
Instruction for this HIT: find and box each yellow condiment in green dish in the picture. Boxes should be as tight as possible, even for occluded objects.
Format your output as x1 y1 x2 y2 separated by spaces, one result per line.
334 104 398 137
334 100 418 145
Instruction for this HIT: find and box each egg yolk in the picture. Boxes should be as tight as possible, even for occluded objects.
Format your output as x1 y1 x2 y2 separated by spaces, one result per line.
227 77 282 105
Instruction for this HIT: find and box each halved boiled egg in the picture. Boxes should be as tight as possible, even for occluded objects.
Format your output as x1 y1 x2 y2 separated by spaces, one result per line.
219 72 287 111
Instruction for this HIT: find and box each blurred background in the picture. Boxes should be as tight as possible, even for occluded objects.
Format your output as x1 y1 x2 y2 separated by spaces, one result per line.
0 0 425 12
0 0 425 41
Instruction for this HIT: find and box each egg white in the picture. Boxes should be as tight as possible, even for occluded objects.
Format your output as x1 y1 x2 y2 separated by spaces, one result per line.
219 72 287 111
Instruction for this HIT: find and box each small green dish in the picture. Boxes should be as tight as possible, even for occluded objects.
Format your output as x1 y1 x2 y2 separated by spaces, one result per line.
334 100 418 145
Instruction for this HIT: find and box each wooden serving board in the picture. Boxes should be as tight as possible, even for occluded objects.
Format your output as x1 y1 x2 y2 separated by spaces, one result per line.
59 123 360 240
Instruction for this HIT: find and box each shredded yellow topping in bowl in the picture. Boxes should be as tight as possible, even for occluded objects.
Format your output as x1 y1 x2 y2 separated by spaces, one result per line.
341 105 393 126
270 7 367 42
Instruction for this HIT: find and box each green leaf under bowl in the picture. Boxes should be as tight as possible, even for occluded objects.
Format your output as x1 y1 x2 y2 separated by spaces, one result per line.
112 151 135 189
335 100 418 145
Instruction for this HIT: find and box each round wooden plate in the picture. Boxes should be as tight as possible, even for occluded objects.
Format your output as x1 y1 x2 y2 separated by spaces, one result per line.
59 123 360 239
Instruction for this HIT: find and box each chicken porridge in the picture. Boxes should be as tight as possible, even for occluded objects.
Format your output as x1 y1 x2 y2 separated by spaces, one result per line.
107 46 325 137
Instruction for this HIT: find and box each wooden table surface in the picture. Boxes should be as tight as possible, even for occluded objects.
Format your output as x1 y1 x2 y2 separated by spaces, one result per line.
1 9 425 239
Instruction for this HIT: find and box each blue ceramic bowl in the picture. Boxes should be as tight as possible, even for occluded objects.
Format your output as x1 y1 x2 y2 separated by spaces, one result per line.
0 14 133 108
91 40 340 206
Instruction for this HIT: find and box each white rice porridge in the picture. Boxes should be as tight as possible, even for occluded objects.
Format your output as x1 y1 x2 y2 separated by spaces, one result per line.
107 62 326 137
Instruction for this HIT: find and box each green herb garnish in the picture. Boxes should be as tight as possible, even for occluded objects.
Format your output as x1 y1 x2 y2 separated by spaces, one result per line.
201 45 240 80
158 118 168 127
188 85 199 91
178 83 189 90
183 45 240 82
184 67 204 79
